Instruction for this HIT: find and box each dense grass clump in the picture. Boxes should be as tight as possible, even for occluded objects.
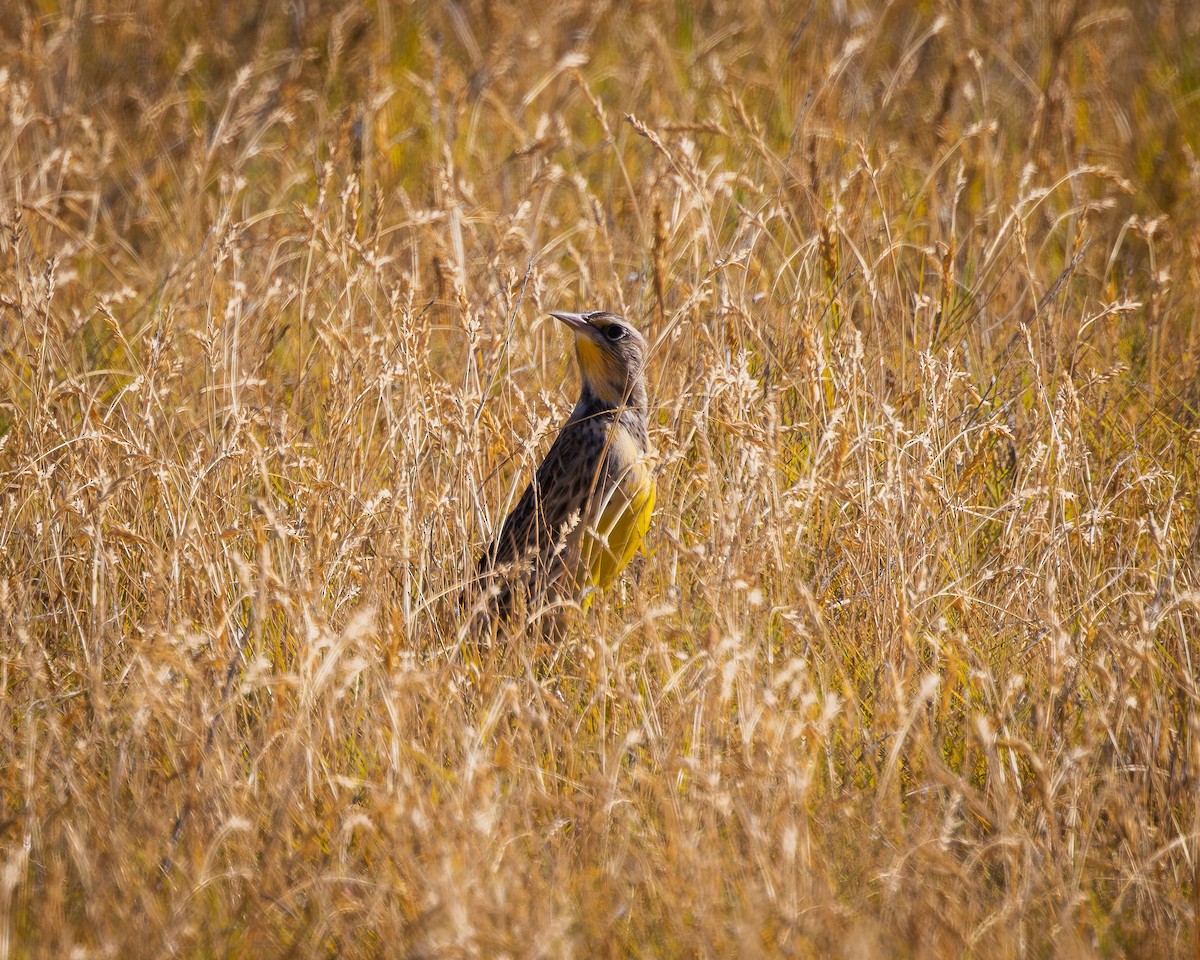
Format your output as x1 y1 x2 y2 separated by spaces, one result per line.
1 1 1198 956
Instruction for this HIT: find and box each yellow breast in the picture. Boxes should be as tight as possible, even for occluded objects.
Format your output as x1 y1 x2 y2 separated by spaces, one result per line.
576 432 655 601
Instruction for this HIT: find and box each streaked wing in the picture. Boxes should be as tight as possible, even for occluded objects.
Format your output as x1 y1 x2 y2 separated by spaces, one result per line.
481 422 602 573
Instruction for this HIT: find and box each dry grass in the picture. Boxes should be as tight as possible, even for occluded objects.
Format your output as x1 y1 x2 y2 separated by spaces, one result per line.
2 1 1199 956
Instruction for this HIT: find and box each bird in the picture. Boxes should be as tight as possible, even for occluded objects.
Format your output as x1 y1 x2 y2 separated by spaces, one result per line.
477 310 655 619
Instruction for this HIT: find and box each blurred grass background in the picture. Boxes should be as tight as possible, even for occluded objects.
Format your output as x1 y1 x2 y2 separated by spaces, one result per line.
1 0 1199 956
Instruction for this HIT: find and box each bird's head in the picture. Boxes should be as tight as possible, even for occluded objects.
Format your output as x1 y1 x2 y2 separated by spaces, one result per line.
550 311 648 412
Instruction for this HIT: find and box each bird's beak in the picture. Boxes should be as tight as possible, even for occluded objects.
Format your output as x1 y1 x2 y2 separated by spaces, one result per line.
550 311 590 332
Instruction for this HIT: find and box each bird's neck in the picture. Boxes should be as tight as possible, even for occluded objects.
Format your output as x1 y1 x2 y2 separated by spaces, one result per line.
577 377 647 418
572 381 649 451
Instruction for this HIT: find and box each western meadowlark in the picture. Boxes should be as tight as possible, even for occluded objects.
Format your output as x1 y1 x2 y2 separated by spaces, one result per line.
478 310 655 617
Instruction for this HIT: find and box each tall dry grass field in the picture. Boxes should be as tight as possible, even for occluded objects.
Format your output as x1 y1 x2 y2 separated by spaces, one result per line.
2 1 1199 956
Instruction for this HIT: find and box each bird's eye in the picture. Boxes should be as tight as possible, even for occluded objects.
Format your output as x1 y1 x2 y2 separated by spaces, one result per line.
603 325 626 342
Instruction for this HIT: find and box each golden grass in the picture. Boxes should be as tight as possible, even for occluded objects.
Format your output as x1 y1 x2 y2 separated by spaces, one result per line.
1 1 1199 956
